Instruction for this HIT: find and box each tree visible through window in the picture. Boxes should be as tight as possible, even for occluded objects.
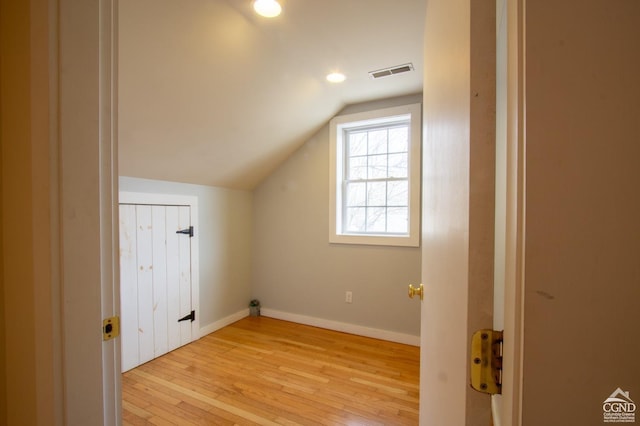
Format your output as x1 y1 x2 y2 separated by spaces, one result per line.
344 123 410 234
330 103 421 247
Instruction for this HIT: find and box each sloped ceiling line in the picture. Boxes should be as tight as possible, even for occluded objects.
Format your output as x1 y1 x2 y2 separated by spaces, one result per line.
118 0 426 190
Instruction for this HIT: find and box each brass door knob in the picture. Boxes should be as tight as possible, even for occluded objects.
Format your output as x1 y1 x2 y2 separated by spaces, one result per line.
408 284 424 301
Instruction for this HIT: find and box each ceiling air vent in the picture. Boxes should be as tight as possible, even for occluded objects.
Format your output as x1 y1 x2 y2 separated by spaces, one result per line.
368 63 414 79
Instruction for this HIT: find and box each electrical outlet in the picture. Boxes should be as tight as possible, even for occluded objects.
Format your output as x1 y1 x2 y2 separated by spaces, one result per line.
345 291 353 303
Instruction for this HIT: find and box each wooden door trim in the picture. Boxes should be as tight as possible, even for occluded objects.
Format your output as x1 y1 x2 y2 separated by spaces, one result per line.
498 0 526 424
58 0 119 423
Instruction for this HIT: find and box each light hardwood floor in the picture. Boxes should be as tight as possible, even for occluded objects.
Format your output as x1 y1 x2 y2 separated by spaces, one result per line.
122 317 420 425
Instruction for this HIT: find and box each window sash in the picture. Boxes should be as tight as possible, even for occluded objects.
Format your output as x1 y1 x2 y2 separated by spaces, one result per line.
341 123 411 236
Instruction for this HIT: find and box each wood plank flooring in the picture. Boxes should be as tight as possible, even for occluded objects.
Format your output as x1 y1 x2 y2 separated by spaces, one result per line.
122 317 420 425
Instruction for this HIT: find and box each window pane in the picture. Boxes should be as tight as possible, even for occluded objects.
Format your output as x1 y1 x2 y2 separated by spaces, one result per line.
366 207 386 232
388 153 408 178
349 132 367 156
346 182 366 206
387 181 408 206
348 156 367 179
367 182 386 206
368 129 388 155
388 126 408 153
368 154 388 179
346 207 366 232
387 207 408 233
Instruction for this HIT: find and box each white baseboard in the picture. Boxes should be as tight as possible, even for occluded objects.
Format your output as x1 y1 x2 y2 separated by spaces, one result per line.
260 308 420 347
198 308 249 338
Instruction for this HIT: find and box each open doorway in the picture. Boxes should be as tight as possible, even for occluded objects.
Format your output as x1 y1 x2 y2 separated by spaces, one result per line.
57 0 426 423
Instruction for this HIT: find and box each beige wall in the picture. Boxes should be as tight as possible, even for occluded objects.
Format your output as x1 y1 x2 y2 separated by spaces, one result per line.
521 0 640 424
119 177 253 328
252 94 422 337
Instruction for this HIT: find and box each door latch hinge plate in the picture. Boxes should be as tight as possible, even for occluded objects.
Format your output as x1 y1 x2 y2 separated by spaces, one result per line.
103 316 120 341
470 329 503 395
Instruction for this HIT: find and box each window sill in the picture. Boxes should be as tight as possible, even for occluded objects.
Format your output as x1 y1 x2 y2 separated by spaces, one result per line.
329 233 420 247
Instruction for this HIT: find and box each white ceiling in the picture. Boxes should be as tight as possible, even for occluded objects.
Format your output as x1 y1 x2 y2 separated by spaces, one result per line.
118 0 426 190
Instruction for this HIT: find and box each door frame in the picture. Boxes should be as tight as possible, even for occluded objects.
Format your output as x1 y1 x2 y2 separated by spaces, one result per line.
51 0 528 423
119 191 201 345
497 0 526 423
53 0 121 423
491 0 525 424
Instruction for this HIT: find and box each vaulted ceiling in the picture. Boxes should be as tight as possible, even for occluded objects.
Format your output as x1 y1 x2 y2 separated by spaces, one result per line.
118 0 426 190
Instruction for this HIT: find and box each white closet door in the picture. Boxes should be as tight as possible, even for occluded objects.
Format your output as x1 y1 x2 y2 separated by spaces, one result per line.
164 205 193 352
177 206 192 346
119 204 139 373
119 204 193 372
151 205 168 356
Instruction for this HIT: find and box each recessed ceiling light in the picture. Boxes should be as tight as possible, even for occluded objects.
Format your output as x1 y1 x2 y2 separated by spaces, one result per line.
253 0 282 18
326 72 346 83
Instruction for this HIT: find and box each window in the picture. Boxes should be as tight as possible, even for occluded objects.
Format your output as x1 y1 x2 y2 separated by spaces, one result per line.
329 103 421 247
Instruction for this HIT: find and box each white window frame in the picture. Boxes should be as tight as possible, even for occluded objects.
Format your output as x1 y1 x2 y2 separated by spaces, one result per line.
329 103 422 247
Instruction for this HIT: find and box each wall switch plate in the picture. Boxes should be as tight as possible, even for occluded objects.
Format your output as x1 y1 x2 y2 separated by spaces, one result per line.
346 291 353 303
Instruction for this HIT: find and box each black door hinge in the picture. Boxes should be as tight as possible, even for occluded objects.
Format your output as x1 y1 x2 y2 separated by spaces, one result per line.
178 310 195 323
176 226 194 237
